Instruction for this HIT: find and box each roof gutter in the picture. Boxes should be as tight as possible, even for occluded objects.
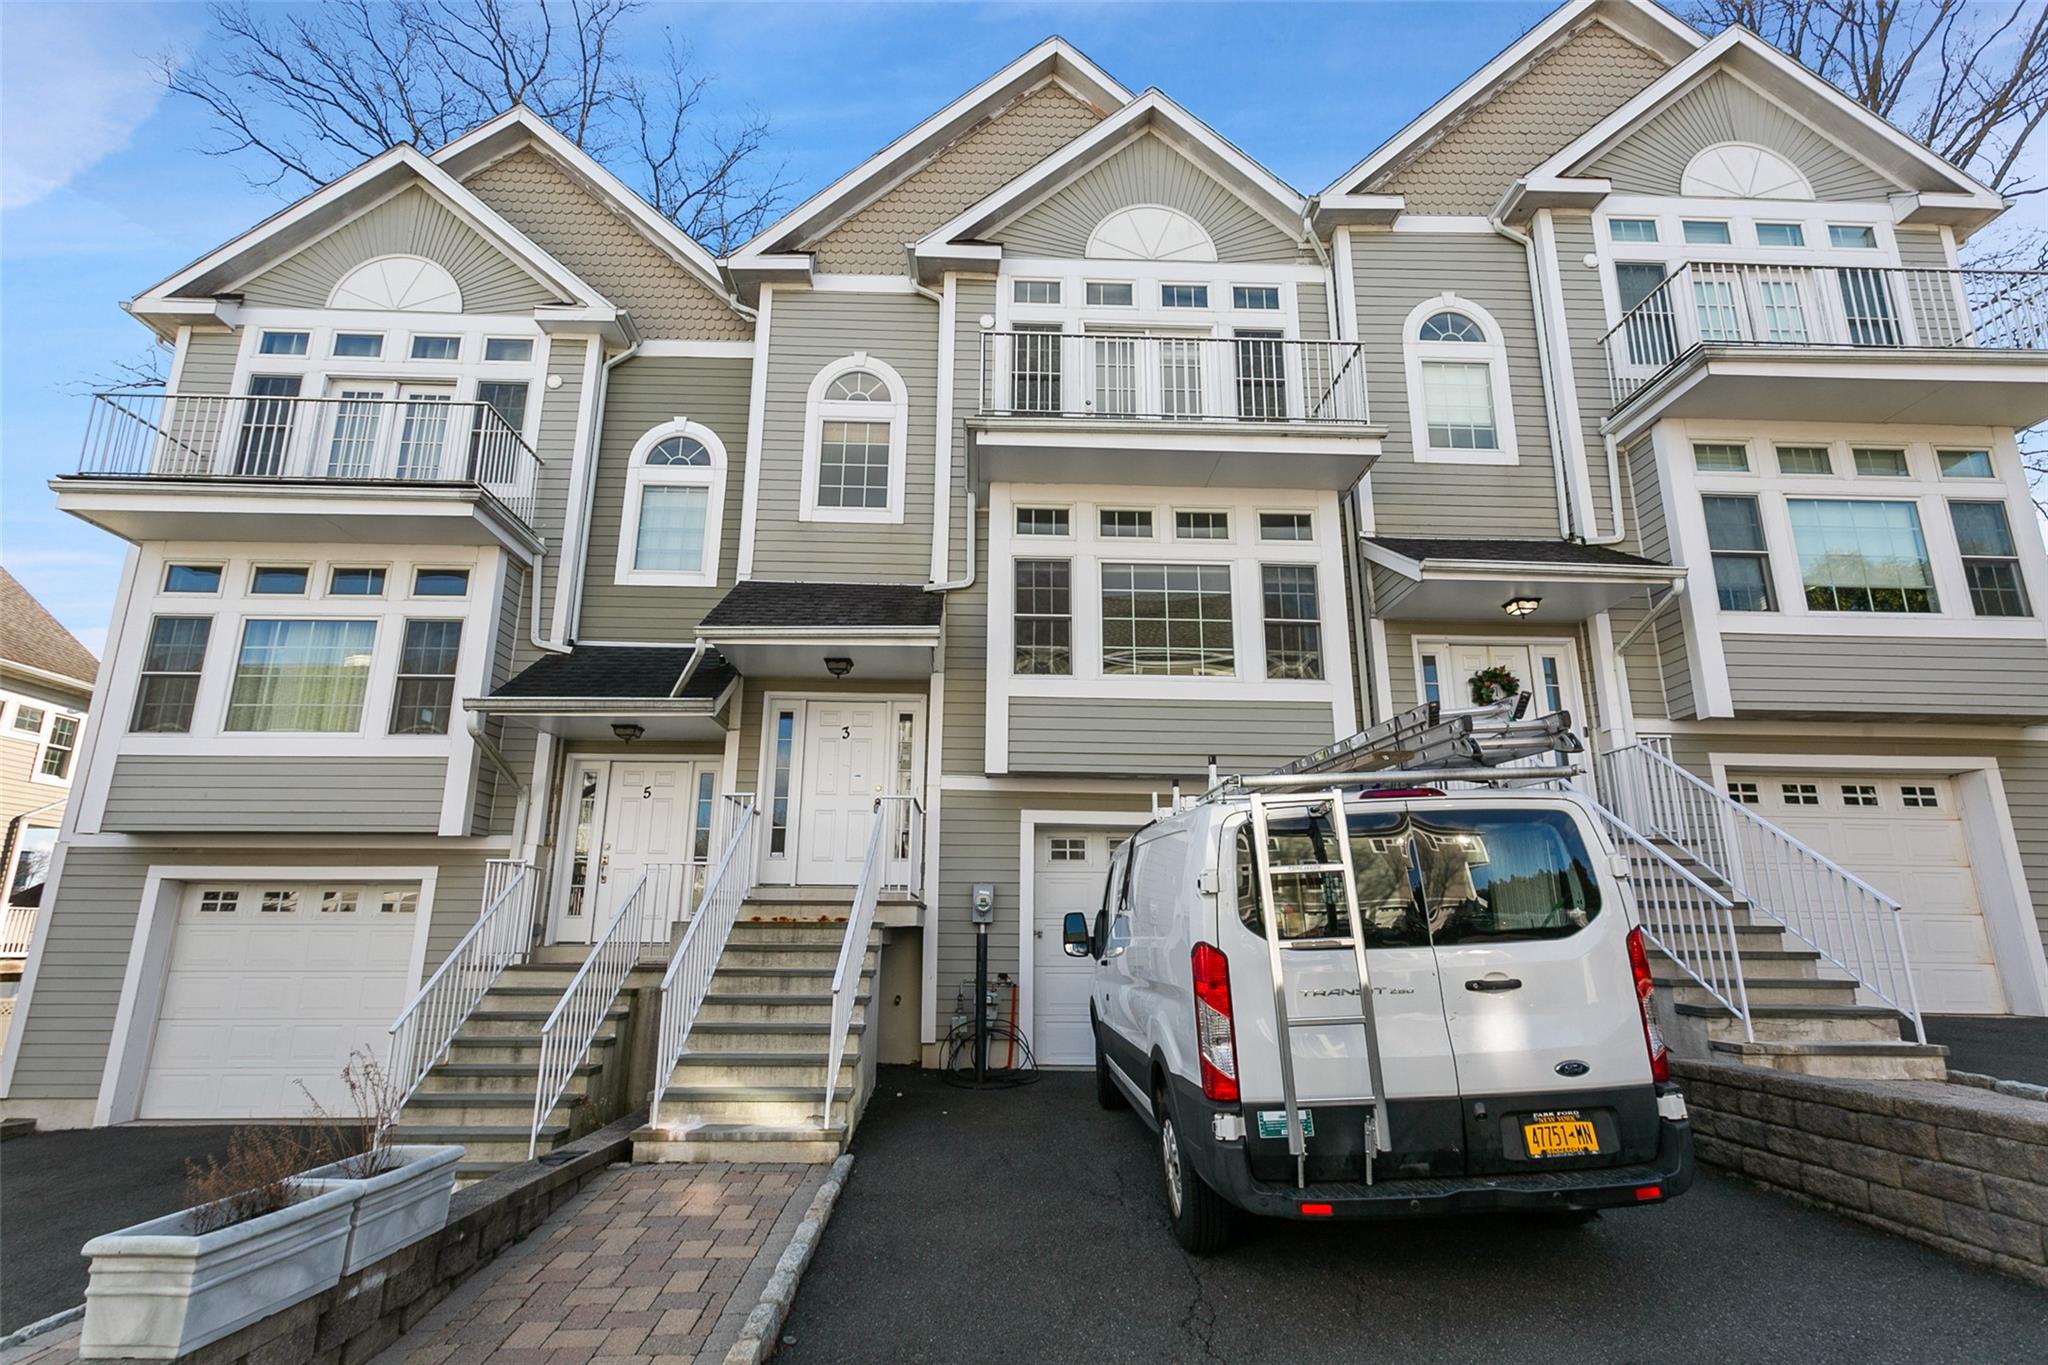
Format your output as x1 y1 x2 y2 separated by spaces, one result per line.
669 637 709 698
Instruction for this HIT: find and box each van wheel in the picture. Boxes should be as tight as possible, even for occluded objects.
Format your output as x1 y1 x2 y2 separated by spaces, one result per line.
1094 1046 1127 1110
1156 1091 1232 1254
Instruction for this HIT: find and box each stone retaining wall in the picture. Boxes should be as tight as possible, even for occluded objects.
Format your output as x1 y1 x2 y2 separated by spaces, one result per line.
1674 1060 2048 1288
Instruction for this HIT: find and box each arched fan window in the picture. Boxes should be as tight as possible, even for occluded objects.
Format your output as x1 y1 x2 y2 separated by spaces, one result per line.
617 421 728 584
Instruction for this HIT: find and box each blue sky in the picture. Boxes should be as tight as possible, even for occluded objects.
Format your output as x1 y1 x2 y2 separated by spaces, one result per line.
1 0 1575 653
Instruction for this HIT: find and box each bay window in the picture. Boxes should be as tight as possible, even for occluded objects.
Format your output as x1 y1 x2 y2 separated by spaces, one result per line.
1261 565 1323 680
132 616 212 733
1702 496 1774 611
1786 499 1936 613
1101 563 1233 676
225 619 377 732
390 620 463 734
1013 560 1072 675
1949 502 2030 617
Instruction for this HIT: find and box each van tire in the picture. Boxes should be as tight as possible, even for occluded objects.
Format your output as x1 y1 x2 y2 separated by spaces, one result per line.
1094 1046 1127 1110
1156 1088 1232 1254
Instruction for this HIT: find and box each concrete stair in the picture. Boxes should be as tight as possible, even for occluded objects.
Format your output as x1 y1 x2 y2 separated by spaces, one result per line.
634 909 881 1165
1627 841 1947 1081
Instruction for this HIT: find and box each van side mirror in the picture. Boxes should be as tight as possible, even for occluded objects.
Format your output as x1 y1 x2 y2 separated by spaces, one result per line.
1061 911 1093 957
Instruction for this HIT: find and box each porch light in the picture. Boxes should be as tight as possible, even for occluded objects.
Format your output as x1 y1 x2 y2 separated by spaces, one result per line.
824 656 855 678
611 722 645 744
1502 596 1542 618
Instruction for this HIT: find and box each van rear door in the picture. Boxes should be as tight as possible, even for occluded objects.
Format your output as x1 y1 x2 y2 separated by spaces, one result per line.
1409 801 1658 1175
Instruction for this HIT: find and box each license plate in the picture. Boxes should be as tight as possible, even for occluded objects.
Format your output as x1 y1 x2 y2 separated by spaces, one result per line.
1257 1109 1314 1140
1523 1112 1599 1158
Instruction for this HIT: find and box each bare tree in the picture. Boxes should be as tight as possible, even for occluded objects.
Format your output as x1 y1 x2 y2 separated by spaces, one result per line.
160 0 790 253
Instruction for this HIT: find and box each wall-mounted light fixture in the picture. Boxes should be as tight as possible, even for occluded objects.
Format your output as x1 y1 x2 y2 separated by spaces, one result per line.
1502 596 1542 618
611 722 645 744
824 656 854 678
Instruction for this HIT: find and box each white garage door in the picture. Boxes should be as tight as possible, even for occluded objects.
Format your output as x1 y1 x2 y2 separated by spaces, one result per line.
1032 831 1120 1068
141 881 421 1118
1731 772 2006 1015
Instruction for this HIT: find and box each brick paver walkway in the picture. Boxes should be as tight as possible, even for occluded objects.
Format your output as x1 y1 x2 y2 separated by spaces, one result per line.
380 1162 823 1365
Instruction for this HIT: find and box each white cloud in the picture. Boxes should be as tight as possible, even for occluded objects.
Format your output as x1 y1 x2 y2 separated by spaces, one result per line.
0 4 192 211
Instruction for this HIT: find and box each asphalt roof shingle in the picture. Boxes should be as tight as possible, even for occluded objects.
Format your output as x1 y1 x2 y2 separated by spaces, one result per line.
492 646 736 701
701 580 944 630
0 568 99 687
1368 537 1669 569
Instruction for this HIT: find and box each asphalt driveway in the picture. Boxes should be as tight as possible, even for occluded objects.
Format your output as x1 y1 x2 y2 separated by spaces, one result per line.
0 1125 277 1334
777 1067 2046 1365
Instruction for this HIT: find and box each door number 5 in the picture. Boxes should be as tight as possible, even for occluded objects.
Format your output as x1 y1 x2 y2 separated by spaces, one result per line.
642 786 653 799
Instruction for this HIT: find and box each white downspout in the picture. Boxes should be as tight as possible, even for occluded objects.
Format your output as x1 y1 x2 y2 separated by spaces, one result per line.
1490 213 1576 541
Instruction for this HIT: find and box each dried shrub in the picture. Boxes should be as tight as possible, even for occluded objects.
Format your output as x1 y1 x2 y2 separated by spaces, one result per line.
182 1127 321 1235
297 1048 407 1179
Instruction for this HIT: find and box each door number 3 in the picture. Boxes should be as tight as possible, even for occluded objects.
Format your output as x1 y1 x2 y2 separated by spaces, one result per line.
841 725 852 739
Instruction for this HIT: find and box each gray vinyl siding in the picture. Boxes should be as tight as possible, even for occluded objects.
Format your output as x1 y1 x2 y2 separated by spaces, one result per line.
1723 635 2048 721
949 278 996 581
1655 730 2048 949
237 186 558 314
750 290 938 581
1584 73 1896 201
177 331 241 394
576 356 752 640
532 338 589 627
941 510 991 776
997 133 1308 264
1619 436 1691 721
472 559 528 837
1895 228 1950 272
934 788 1151 1017
101 756 449 833
1297 280 1331 342
7 845 499 1101
1349 232 1562 537
1550 213 1619 534
1368 564 1419 617
1894 228 1965 343
1007 698 1334 777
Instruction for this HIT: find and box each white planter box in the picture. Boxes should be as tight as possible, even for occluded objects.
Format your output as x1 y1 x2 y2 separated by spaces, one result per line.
79 1182 356 1360
304 1144 463 1273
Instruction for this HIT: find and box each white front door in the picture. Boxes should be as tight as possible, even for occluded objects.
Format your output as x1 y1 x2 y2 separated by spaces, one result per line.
760 697 925 887
1032 830 1118 1067
552 759 705 944
140 880 419 1119
1424 640 1586 772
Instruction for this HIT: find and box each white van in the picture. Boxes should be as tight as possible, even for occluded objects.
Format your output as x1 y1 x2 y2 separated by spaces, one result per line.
1068 784 1695 1252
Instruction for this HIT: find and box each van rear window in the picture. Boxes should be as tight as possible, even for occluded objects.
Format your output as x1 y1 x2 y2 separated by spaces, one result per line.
1236 808 1600 946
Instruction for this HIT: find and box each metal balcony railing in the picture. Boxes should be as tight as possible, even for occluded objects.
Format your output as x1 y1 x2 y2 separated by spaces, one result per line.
977 332 1370 425
73 389 544 527
1602 264 2048 409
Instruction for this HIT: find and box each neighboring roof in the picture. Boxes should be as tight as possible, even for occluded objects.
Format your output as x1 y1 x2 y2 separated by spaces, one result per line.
701 581 945 631
0 568 99 689
1367 537 1671 570
492 645 736 701
731 37 1131 268
1323 0 1702 198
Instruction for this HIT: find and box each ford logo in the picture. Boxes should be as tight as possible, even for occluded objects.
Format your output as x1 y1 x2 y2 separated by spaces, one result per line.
1555 1060 1590 1077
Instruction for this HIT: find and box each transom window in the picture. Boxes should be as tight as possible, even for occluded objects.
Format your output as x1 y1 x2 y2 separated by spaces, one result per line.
164 564 222 593
1852 447 1909 477
1787 499 1937 614
409 335 460 361
1937 449 1994 479
1693 442 1750 472
332 333 384 358
225 619 377 732
1775 445 1832 476
1829 224 1879 249
329 567 386 596
1012 279 1061 305
1175 511 1230 540
1232 285 1281 311
1682 220 1733 245
1756 222 1806 247
1417 312 1485 344
1608 219 1658 243
803 357 906 522
413 568 469 596
1160 284 1209 309
483 337 533 363
1086 281 1134 307
258 331 308 356
1259 512 1313 541
252 566 310 595
1949 501 2030 617
1100 509 1154 538
1016 507 1070 536
619 422 727 584
1101 563 1233 676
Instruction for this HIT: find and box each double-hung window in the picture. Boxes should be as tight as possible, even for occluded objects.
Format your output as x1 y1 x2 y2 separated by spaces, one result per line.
1786 499 1937 613
225 619 377 732
1261 565 1323 680
1101 563 1233 676
39 716 77 779
1702 496 1774 611
390 620 463 734
132 617 212 733
1949 502 2030 617
1013 560 1072 675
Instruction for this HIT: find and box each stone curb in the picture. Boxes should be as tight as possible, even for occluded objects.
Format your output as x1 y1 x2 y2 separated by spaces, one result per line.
721 1154 854 1365
0 1305 84 1354
1948 1070 2048 1104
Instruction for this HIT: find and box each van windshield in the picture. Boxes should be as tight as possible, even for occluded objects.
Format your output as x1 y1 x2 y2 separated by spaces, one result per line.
1235 807 1601 946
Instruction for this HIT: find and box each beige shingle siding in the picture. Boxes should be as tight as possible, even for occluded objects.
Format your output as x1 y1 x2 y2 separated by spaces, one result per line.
805 83 1102 275
462 147 750 341
1585 71 1896 200
576 355 753 641
237 185 560 313
997 132 1308 264
1375 22 1671 216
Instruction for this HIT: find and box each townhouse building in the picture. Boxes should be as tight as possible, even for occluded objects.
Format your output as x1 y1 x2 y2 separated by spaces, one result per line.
4 0 2044 1168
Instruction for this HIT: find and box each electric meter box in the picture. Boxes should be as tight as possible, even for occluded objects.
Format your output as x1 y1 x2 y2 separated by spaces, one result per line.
970 884 996 924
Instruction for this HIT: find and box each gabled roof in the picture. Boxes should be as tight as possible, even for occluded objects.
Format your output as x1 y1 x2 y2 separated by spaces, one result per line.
912 89 1309 278
128 144 610 337
728 37 1131 275
432 106 741 312
0 568 99 690
1322 0 1701 202
1509 26 2006 230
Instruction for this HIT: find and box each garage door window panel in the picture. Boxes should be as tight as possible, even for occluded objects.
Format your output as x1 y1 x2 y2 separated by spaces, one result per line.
1786 499 1937 614
225 619 377 732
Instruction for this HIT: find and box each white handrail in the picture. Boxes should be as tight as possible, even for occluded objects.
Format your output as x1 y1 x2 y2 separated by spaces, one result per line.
649 796 759 1130
529 867 653 1157
1583 797 1752 1040
821 795 921 1120
388 858 535 1104
1598 743 1923 1043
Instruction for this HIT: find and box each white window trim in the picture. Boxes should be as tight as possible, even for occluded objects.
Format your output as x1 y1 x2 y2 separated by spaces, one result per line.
615 418 729 587
799 352 908 525
6 690 84 790
1402 293 1518 465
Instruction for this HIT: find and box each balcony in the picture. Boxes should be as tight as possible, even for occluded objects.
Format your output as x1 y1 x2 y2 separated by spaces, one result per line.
55 390 545 551
969 332 1381 491
1600 264 2048 433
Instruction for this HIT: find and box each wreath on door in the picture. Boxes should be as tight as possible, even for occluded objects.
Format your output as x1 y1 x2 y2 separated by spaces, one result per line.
1468 664 1522 706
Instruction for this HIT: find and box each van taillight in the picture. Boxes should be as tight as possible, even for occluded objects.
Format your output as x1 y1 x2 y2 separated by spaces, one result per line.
1191 942 1239 1103
1625 926 1670 1084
